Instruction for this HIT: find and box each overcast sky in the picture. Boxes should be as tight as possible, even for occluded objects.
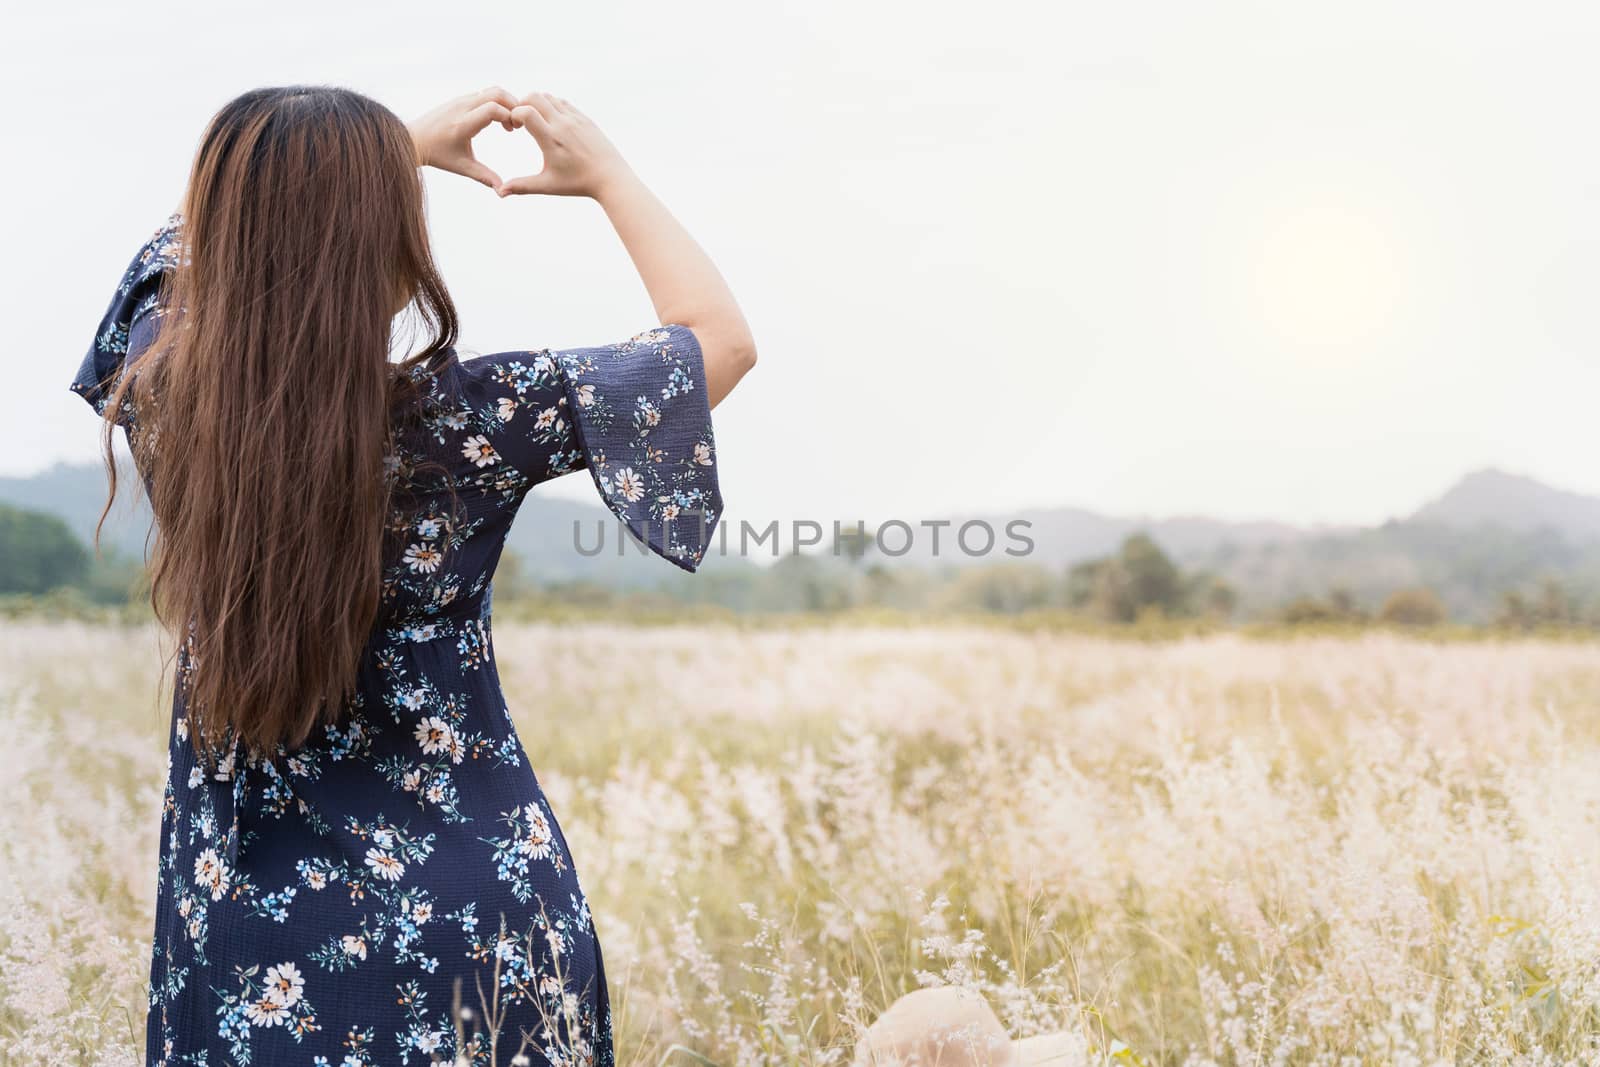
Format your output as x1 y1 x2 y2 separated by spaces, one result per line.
9 1 1600 528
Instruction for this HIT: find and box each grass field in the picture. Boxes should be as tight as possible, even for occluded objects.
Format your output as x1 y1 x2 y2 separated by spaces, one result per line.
3 622 1599 1065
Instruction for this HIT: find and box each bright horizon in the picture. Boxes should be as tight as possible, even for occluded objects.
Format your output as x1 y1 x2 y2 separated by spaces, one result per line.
10 2 1600 529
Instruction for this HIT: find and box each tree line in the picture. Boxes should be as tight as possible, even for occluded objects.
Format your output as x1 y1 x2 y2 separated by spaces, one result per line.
0 503 146 611
7 500 1600 630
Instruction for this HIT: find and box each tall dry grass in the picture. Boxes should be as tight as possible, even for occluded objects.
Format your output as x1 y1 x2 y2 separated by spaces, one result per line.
3 622 1599 1065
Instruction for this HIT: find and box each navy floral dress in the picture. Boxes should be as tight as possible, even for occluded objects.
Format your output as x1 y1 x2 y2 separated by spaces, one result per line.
69 215 722 1067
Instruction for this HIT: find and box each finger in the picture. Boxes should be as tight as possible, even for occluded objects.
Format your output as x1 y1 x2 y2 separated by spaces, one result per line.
497 169 555 197
517 92 561 126
458 158 503 191
510 103 553 143
476 85 519 112
463 101 514 133
553 96 575 113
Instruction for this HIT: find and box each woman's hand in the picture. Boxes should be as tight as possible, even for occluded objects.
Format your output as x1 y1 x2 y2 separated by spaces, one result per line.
407 87 520 191
497 93 635 199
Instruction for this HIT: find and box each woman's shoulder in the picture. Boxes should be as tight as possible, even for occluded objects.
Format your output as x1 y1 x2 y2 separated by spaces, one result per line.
120 212 188 300
452 345 562 388
69 213 189 418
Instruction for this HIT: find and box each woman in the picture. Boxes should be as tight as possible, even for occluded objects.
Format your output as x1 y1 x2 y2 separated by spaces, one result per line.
69 85 755 1066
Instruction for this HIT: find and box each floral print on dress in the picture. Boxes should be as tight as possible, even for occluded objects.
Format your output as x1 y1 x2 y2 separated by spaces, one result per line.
549 330 722 570
71 216 722 1066
215 961 318 1063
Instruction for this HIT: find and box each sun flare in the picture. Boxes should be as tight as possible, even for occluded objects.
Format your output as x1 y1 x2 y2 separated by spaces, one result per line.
1251 203 1405 350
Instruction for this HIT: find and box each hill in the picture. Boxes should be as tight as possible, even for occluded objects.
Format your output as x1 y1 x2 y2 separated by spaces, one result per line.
9 461 1600 621
1182 469 1600 621
1411 467 1600 539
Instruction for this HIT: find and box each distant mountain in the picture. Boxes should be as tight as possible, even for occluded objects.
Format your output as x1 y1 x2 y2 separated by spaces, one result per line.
1189 519 1600 621
10 460 1600 621
861 469 1600 621
1188 470 1600 621
1411 467 1600 541
852 505 1333 572
884 470 1600 573
982 507 1331 570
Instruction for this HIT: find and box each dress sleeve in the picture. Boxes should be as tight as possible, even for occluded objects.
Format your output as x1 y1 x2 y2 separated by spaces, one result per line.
458 324 723 573
68 214 185 424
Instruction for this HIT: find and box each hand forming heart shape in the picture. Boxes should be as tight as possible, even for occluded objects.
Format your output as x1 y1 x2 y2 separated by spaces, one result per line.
407 86 634 200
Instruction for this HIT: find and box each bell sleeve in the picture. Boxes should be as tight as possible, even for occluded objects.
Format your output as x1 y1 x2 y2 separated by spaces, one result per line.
549 324 723 573
68 213 185 424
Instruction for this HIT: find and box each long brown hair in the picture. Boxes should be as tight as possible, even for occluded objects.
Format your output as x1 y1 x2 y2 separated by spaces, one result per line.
96 86 459 756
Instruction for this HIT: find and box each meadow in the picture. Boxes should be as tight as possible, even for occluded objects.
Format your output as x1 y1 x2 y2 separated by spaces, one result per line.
3 621 1599 1065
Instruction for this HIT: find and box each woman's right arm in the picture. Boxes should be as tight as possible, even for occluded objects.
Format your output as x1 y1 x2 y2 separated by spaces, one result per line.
498 93 757 409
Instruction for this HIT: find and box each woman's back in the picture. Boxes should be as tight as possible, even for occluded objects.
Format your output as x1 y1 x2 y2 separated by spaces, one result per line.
72 82 753 1067
78 214 724 1065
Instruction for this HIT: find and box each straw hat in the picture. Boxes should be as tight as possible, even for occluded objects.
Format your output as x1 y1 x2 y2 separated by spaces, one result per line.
851 986 1083 1067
